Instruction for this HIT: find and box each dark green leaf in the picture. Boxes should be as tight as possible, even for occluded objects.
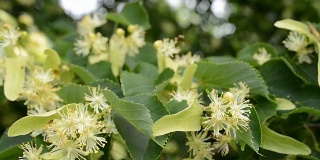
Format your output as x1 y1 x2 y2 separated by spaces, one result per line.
237 43 278 67
87 61 116 82
57 84 89 104
195 61 269 97
71 65 96 84
166 100 188 114
0 129 32 160
236 107 261 153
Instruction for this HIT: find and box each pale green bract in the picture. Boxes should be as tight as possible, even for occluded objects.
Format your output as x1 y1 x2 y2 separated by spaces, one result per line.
260 125 311 155
4 56 27 101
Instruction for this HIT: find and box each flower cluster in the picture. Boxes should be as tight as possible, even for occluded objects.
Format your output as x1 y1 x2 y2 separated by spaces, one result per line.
0 23 21 47
74 14 146 76
20 87 117 160
283 31 313 64
154 38 181 58
21 67 62 115
186 82 252 158
252 47 271 65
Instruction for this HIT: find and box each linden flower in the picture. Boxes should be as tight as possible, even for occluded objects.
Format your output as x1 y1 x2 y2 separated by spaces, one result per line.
50 139 88 160
252 47 271 65
0 23 20 47
170 87 199 106
154 38 181 57
213 134 233 156
125 25 146 56
77 13 106 36
74 36 91 57
174 52 201 67
91 32 108 55
84 87 110 114
229 82 250 102
283 31 314 64
21 67 62 113
19 142 43 160
104 114 118 135
186 131 215 160
283 31 308 52
79 124 107 153
297 47 313 64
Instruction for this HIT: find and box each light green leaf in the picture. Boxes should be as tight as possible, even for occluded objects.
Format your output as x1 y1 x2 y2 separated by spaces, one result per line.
274 19 310 35
71 65 96 84
0 10 18 27
195 61 269 98
152 100 202 136
261 125 311 155
179 64 197 90
8 104 77 137
276 98 296 110
4 57 27 101
44 49 61 71
106 2 151 29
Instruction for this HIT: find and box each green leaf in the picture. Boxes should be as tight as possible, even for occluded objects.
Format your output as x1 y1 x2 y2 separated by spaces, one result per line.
152 100 202 136
106 2 151 29
134 62 158 82
0 129 32 160
87 61 116 82
123 94 169 122
179 64 197 90
44 49 61 71
194 61 269 98
114 113 163 160
274 19 310 36
276 98 296 110
237 42 278 67
71 64 96 84
205 56 236 63
260 59 320 116
236 107 261 153
121 72 155 97
57 84 89 104
135 43 157 65
255 97 277 124
90 79 123 97
8 104 77 137
166 100 189 114
4 57 28 101
260 125 311 155
102 90 154 138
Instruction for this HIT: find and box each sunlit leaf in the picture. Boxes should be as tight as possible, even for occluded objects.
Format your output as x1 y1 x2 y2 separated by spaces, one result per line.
152 100 202 136
8 104 77 137
44 49 61 71
4 57 27 101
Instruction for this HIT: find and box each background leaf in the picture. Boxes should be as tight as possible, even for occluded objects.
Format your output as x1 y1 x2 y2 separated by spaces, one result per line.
106 2 151 29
